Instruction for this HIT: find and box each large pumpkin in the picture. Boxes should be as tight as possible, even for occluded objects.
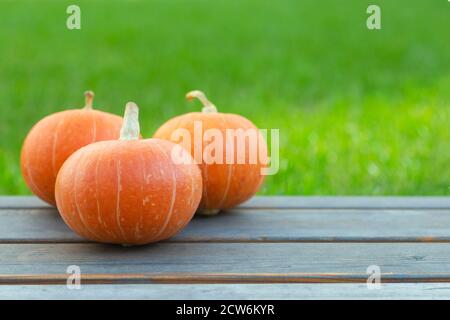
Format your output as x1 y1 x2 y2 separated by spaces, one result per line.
55 102 202 245
21 91 123 205
154 90 268 214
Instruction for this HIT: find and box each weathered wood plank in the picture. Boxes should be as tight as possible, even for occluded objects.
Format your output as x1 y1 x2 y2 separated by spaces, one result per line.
1 196 449 209
2 283 450 299
1 243 450 283
242 196 450 209
0 196 51 209
0 208 78 242
2 207 450 243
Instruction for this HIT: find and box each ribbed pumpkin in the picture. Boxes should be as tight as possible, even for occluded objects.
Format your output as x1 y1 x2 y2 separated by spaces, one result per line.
55 102 202 245
21 91 123 206
154 90 268 215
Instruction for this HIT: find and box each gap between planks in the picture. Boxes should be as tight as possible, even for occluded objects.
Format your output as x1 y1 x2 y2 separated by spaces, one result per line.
1 196 449 210
3 273 450 285
2 237 450 244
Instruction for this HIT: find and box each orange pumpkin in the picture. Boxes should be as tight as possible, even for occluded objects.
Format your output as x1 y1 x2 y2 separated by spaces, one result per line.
55 102 202 245
21 91 123 206
154 90 268 215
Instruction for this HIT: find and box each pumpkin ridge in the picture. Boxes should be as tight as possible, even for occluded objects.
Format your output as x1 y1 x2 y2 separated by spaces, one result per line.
94 147 116 241
133 153 146 241
115 159 129 242
91 110 97 142
24 128 48 202
177 114 197 209
188 151 195 208
73 151 100 241
51 114 65 179
149 142 177 242
216 112 233 209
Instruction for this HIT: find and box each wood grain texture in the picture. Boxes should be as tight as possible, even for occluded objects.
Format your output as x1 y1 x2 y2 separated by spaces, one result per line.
2 195 450 297
0 196 51 209
1 195 449 209
1 243 450 283
2 283 450 299
2 207 450 243
3 273 450 285
242 196 450 209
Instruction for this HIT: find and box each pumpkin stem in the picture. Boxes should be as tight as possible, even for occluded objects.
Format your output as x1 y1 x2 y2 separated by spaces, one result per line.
186 90 218 113
120 102 140 141
83 90 95 110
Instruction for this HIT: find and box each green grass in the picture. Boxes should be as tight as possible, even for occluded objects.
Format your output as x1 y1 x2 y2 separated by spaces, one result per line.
0 0 449 195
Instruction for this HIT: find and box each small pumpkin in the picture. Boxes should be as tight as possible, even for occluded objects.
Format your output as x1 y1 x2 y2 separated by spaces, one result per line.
21 91 123 205
154 90 268 215
55 102 202 245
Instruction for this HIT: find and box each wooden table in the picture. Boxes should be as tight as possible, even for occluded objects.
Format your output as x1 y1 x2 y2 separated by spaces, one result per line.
1 195 450 299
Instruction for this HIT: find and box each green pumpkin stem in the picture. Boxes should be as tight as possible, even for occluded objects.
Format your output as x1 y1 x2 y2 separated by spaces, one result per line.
120 102 140 141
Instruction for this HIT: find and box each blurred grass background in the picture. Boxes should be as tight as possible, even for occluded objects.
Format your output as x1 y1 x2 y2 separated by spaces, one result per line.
0 0 449 195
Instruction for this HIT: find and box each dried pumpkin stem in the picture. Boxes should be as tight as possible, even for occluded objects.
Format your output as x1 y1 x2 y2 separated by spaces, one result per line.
186 90 218 113
120 102 140 141
83 90 95 110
